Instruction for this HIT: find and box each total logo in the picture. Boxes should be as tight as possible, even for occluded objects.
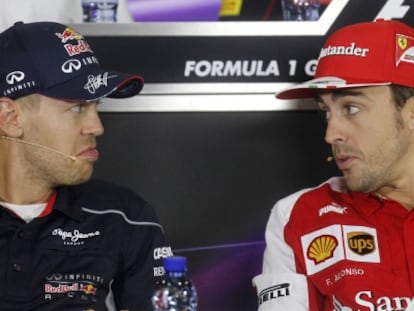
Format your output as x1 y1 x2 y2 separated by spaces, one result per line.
301 225 380 275
333 292 413 311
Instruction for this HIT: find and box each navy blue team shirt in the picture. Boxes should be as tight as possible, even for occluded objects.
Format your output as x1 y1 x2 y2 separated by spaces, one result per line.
0 179 171 311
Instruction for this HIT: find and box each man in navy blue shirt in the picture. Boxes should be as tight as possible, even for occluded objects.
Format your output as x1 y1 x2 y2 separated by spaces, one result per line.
0 21 171 310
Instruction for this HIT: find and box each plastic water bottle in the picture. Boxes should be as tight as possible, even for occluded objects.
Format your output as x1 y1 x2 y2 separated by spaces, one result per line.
152 256 198 311
81 0 118 23
281 0 320 21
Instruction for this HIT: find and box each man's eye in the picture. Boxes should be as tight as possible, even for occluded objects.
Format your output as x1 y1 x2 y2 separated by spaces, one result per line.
346 105 359 115
319 109 330 120
71 105 82 113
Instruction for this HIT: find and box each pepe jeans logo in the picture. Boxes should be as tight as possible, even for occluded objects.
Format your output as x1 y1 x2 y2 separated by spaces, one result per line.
52 228 100 245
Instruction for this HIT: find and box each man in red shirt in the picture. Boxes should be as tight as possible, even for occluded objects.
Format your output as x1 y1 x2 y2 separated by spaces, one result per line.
254 19 414 311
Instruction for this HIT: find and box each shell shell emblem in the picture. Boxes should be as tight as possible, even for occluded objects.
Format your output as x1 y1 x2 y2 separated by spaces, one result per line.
307 234 338 264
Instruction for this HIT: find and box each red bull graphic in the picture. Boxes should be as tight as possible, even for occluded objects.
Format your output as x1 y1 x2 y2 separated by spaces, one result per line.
55 28 84 43
44 282 97 295
82 284 97 295
55 28 94 56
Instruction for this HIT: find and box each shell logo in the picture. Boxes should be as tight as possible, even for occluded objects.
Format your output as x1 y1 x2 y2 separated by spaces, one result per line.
307 234 338 264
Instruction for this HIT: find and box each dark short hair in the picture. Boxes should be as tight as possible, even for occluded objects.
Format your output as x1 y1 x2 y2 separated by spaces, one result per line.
390 85 414 108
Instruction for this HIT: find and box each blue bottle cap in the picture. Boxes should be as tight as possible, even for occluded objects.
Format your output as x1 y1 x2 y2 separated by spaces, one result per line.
163 256 187 272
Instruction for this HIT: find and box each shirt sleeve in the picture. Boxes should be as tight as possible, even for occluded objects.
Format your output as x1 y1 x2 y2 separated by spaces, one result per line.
110 200 171 311
253 192 323 311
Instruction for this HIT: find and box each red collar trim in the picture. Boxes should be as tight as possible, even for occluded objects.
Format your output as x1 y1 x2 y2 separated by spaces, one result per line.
38 192 57 218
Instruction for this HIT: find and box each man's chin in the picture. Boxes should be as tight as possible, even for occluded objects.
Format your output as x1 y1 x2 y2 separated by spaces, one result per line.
57 170 94 187
344 176 373 193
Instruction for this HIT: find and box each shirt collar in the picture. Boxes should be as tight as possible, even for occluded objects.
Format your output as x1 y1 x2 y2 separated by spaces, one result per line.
348 190 409 217
52 186 84 222
345 191 384 217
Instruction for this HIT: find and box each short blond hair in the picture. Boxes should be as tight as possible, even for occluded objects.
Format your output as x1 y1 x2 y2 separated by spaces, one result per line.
15 94 41 112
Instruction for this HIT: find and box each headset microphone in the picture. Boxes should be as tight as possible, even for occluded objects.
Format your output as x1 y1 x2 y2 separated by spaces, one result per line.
327 156 334 162
0 136 77 161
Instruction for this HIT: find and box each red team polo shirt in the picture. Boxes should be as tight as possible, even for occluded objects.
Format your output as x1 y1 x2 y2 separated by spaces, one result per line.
254 177 414 311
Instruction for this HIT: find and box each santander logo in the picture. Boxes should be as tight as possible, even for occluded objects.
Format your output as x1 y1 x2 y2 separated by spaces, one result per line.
319 42 370 60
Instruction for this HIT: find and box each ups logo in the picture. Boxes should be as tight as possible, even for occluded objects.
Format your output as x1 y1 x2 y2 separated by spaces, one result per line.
347 231 375 255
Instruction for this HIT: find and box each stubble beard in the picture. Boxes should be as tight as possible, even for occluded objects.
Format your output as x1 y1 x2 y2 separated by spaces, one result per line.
344 110 408 193
24 148 94 187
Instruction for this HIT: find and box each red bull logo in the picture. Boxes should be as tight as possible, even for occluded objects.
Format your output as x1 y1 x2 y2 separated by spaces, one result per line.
55 28 84 43
81 284 97 295
44 282 97 295
55 27 93 56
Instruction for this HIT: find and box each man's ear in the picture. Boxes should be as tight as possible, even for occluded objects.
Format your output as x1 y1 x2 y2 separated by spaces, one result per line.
0 97 23 137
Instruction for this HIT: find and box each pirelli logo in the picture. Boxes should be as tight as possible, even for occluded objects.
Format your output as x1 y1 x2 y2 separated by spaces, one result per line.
258 283 290 305
347 232 375 255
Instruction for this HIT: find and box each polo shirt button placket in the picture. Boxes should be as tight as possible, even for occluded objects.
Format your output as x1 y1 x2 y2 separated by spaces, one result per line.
13 263 22 272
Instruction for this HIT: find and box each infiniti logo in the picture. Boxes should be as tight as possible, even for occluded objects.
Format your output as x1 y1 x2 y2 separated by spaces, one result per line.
62 59 82 73
46 274 63 281
6 71 25 84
